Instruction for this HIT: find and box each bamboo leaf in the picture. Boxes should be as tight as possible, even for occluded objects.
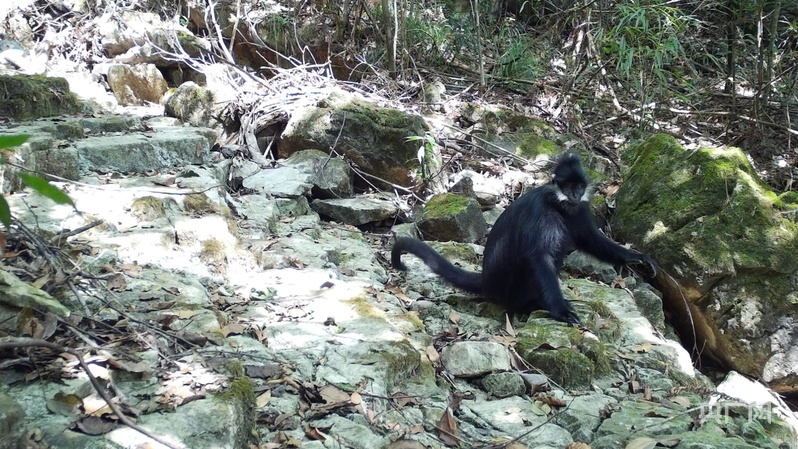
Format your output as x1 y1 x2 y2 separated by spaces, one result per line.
18 173 75 207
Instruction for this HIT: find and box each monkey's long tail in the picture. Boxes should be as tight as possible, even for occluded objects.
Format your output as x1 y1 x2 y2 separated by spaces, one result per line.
391 237 483 294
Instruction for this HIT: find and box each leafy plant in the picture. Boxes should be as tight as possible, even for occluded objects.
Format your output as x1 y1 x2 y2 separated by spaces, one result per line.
0 134 75 228
596 0 695 96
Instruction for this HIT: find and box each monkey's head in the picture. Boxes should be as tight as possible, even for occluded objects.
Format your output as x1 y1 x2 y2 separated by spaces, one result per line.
552 153 590 209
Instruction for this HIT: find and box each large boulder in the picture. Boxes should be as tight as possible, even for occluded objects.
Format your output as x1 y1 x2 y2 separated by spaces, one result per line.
0 75 80 120
279 90 431 188
614 134 798 394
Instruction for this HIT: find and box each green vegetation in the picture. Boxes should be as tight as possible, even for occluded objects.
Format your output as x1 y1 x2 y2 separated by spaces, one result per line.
0 135 75 228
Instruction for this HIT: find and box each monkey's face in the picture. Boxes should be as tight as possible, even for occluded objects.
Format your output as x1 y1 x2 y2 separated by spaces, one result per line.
555 181 587 206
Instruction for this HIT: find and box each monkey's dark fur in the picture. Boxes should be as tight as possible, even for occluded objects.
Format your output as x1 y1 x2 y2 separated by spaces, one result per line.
392 153 655 324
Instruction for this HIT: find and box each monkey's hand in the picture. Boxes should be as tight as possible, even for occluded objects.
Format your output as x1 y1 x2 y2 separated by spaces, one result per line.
629 253 657 276
552 306 582 326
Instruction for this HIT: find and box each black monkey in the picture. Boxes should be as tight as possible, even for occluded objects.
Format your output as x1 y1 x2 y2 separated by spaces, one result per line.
392 153 655 325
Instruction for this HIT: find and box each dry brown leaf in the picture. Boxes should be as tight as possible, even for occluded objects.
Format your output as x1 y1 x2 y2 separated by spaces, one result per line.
73 416 117 435
384 438 426 449
436 407 459 446
82 395 113 417
669 396 692 407
304 425 326 441
221 322 245 337
256 390 272 407
319 385 350 404
625 436 658 449
505 314 516 337
539 395 566 407
425 345 440 364
565 442 591 449
121 264 142 276
32 275 49 289
106 273 127 291
18 310 43 338
46 392 82 416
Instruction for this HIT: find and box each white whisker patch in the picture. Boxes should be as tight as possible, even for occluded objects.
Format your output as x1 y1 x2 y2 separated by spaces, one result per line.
556 190 568 202
581 187 594 202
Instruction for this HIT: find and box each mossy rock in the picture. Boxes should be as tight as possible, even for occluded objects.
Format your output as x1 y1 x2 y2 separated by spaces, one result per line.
614 133 798 384
0 75 80 120
417 193 487 242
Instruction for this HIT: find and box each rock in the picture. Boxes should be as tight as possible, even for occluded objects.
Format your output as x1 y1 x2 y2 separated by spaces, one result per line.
280 89 431 188
615 133 798 393
107 63 168 105
240 165 313 197
463 396 573 445
73 127 214 174
558 393 617 443
285 149 353 198
481 372 526 397
310 197 397 225
563 251 618 284
417 193 487 243
631 284 666 334
0 388 25 449
109 392 255 449
0 75 80 120
440 341 511 377
164 81 214 127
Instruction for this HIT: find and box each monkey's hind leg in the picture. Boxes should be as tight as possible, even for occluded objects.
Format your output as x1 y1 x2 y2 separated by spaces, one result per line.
522 257 581 325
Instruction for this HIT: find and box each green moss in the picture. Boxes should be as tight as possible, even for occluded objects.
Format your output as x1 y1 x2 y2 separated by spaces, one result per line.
344 294 386 320
573 333 611 375
0 75 80 120
428 241 480 264
616 134 798 275
515 133 561 158
516 312 612 385
379 340 420 380
183 193 214 214
130 196 166 220
225 360 245 377
54 121 86 140
523 348 594 388
422 193 473 219
200 239 227 265
399 311 425 331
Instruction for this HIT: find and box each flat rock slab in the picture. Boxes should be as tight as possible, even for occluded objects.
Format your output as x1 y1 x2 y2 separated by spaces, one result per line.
310 197 398 225
74 127 215 173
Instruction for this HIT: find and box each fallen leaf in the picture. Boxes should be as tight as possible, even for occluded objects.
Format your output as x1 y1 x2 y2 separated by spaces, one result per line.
425 346 440 364
505 314 516 337
46 392 82 416
73 416 117 435
107 273 127 291
436 407 459 446
669 396 692 407
256 390 272 407
625 436 658 449
319 385 350 404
